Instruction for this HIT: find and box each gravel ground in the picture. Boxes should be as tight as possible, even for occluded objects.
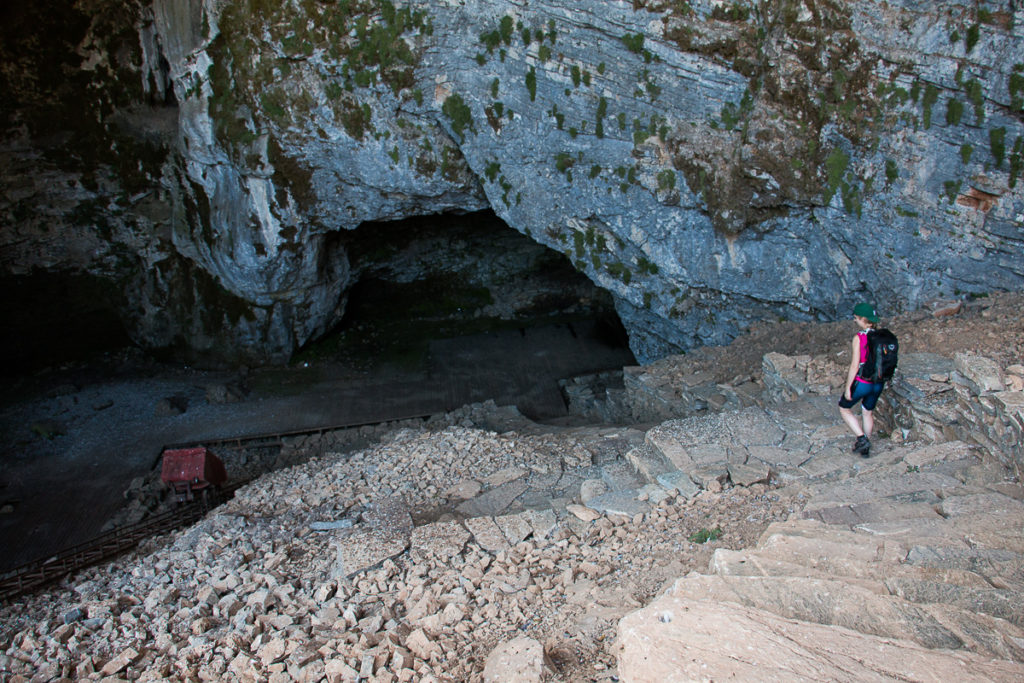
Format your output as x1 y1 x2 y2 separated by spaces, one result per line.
0 415 795 681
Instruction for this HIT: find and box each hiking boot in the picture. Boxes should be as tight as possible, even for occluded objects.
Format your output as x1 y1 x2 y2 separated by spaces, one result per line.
856 437 871 457
852 435 868 453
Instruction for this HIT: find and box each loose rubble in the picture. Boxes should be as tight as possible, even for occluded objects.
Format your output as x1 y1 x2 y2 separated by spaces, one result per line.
1 405 794 681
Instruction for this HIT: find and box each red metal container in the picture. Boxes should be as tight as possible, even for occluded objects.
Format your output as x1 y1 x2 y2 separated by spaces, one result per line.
160 447 227 500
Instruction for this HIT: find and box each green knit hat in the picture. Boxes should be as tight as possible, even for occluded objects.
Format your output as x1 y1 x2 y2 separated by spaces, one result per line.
853 302 879 322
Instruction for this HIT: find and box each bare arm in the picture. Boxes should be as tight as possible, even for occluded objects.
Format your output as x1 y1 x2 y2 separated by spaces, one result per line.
843 335 860 399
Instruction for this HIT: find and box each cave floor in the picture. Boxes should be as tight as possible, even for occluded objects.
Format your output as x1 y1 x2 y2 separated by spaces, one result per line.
0 320 636 573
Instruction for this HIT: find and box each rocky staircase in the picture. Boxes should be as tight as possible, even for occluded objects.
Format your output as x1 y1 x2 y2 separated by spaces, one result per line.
615 393 1024 680
332 374 1024 679
312 347 1024 680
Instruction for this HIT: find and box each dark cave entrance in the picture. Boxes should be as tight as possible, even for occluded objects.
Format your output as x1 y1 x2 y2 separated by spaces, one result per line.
295 209 637 418
299 209 633 368
0 211 636 415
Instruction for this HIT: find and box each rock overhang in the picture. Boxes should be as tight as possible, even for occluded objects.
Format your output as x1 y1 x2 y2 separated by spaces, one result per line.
1 0 1022 365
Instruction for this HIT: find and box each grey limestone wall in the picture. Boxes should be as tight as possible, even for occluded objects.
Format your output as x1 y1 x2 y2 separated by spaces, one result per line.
2 0 1023 363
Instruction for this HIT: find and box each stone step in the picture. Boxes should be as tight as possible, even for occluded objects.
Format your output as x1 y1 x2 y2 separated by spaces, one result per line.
790 439 979 490
801 471 971 512
855 515 1024 554
750 518 1024 584
801 499 944 526
939 492 1024 518
623 442 674 484
900 440 979 467
653 470 700 499
885 577 1023 628
615 389 1024 679
583 488 652 518
906 545 1024 586
709 548 890 593
713 544 993 592
666 574 1024 661
617 592 1024 682
764 394 838 432
643 407 786 467
570 426 647 466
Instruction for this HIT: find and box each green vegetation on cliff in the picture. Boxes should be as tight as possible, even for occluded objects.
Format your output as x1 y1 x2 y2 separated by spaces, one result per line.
209 0 432 150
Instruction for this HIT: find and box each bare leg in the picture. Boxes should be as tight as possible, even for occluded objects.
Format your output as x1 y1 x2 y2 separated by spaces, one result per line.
839 407 864 437
862 409 874 439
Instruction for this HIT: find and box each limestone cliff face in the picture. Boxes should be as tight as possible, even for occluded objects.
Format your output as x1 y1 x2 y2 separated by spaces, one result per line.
2 0 1023 364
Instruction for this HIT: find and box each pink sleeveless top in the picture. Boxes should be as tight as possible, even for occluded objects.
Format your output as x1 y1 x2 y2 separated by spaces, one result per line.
854 330 872 384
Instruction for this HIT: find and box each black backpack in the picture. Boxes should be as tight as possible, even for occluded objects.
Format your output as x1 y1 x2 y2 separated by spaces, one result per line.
858 328 899 383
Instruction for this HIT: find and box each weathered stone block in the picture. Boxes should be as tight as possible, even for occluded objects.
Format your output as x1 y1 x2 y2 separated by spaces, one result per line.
483 636 544 683
954 353 1004 393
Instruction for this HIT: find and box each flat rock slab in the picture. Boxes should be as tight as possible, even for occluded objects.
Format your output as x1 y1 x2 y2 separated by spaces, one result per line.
768 394 836 423
333 497 414 577
901 440 975 468
686 444 731 466
860 516 1024 554
520 508 557 540
796 452 859 479
993 391 1024 417
638 483 671 505
483 467 528 488
465 516 510 553
885 577 1022 627
803 472 963 510
728 462 770 487
495 512 534 545
955 353 1004 392
746 445 809 468
709 548 890 592
689 464 729 488
900 377 955 400
586 490 650 517
644 429 693 470
566 504 601 522
616 594 1024 682
444 479 482 500
906 545 1024 582
714 545 992 593
334 528 410 578
757 528 905 571
361 497 414 533
805 501 943 526
580 478 609 504
898 352 955 378
457 480 529 517
723 407 787 446
939 493 1024 518
625 444 672 482
600 461 643 491
410 521 470 559
667 574 969 653
586 429 647 465
655 471 700 499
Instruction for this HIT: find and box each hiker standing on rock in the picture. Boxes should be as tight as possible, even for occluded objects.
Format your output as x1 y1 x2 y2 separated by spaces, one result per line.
838 302 886 457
